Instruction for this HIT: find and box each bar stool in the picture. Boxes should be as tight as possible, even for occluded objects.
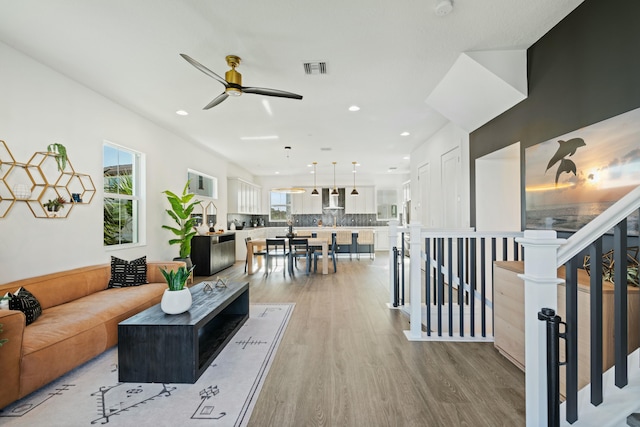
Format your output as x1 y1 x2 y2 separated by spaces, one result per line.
356 229 375 260
335 230 353 260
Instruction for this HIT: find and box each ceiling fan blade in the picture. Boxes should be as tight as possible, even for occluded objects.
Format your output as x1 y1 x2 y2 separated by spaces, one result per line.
180 53 229 87
241 86 303 100
203 92 229 109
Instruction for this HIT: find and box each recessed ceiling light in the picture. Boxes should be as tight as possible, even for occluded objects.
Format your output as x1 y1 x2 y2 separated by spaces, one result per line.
403 156 410 160
400 131 410 136
275 171 280 175
348 105 360 112
176 110 188 116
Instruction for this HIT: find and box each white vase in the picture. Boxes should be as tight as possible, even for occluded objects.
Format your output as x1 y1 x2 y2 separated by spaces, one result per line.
160 288 192 314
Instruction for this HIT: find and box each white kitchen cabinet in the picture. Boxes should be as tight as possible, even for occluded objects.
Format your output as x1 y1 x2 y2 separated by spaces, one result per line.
303 187 322 214
234 228 267 260
228 178 262 214
291 188 322 214
345 186 376 214
375 227 390 251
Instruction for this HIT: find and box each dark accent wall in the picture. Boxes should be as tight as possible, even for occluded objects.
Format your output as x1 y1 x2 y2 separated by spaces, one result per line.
469 0 640 227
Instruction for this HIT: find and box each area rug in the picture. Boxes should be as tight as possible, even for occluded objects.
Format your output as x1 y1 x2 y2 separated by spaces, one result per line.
0 303 294 427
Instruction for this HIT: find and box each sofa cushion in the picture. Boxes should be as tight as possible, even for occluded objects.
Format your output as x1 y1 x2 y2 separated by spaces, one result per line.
108 256 148 288
7 287 42 325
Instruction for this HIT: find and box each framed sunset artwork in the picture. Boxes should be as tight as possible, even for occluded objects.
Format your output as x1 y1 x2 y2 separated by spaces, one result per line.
525 107 640 234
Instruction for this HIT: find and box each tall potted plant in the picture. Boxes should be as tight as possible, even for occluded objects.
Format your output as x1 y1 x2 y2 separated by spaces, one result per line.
162 181 200 268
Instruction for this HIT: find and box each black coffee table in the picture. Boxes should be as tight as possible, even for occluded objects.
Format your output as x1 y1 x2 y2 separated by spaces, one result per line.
118 280 249 383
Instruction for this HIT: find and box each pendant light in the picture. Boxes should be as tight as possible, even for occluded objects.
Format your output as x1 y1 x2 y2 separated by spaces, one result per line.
331 161 338 195
272 146 305 194
311 162 319 196
350 161 359 196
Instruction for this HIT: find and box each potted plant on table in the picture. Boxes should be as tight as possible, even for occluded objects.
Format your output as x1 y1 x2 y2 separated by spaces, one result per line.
162 181 200 268
159 264 195 314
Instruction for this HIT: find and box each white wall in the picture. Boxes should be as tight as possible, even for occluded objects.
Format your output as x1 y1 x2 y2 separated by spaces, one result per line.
410 122 470 228
475 142 521 231
0 42 246 283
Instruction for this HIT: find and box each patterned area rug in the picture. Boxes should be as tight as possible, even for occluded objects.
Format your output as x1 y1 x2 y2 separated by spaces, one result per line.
0 303 294 427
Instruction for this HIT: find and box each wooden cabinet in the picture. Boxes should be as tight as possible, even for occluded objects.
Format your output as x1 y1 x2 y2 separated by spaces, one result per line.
191 233 236 276
345 186 375 214
493 261 640 396
228 178 262 214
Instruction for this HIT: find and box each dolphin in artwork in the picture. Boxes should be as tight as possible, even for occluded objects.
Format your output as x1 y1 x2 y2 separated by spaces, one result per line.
555 158 577 184
546 138 586 171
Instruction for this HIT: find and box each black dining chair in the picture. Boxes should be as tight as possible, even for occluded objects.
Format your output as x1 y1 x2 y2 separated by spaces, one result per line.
265 238 289 276
290 238 311 275
314 233 337 273
244 237 267 273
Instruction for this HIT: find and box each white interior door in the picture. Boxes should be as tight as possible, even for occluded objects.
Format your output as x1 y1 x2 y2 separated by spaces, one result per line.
418 163 430 226
441 147 461 229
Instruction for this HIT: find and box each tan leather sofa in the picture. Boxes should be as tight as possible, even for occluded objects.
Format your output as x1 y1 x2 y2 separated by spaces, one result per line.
0 261 184 410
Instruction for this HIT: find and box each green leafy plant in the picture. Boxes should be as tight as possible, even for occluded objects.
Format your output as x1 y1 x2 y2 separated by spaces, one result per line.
162 181 200 259
159 265 195 291
47 143 68 171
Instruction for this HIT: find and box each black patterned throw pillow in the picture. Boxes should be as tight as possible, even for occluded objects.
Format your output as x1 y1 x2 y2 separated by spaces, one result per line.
8 287 42 325
108 256 148 288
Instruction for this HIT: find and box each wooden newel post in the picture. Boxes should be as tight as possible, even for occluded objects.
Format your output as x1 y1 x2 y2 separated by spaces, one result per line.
516 230 566 427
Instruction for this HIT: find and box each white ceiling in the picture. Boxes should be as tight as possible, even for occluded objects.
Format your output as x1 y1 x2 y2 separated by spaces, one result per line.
0 0 584 182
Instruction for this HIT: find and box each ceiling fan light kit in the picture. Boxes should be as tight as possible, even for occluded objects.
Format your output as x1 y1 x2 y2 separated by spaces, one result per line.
180 53 303 109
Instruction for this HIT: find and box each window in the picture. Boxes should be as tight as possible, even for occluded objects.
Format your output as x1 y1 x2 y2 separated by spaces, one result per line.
103 143 143 246
269 191 291 222
187 170 218 198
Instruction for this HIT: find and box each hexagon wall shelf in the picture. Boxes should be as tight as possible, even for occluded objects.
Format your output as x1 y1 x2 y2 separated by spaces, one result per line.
0 140 95 219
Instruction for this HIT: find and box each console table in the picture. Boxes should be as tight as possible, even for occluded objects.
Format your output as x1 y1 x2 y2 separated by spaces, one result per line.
118 280 249 383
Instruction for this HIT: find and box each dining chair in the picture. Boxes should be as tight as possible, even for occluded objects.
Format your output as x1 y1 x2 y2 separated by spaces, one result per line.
244 237 267 273
356 229 375 260
265 238 289 276
314 233 337 273
290 238 311 275
335 230 353 260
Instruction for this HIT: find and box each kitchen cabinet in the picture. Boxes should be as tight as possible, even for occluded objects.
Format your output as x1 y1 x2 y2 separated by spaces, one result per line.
191 233 236 276
374 227 390 251
291 188 322 214
234 228 267 260
228 178 262 214
345 186 375 214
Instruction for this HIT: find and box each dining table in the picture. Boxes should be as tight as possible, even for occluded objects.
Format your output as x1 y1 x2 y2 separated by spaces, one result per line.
246 237 329 275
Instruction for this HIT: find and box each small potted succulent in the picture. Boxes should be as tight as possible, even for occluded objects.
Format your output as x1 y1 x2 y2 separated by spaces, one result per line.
43 196 67 212
159 265 195 315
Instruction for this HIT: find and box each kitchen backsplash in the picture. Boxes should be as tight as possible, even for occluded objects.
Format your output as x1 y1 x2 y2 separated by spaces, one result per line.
227 213 389 229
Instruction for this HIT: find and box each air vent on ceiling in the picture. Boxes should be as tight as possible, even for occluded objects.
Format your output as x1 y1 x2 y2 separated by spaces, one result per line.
320 147 332 151
303 61 328 75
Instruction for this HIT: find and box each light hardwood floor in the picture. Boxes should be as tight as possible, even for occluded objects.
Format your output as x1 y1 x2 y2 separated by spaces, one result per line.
195 254 525 427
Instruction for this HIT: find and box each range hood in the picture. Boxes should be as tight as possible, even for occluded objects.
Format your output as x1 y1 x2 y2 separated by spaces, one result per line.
322 188 344 210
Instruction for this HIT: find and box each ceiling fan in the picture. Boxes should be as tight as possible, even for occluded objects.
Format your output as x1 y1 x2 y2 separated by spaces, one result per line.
180 54 303 109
